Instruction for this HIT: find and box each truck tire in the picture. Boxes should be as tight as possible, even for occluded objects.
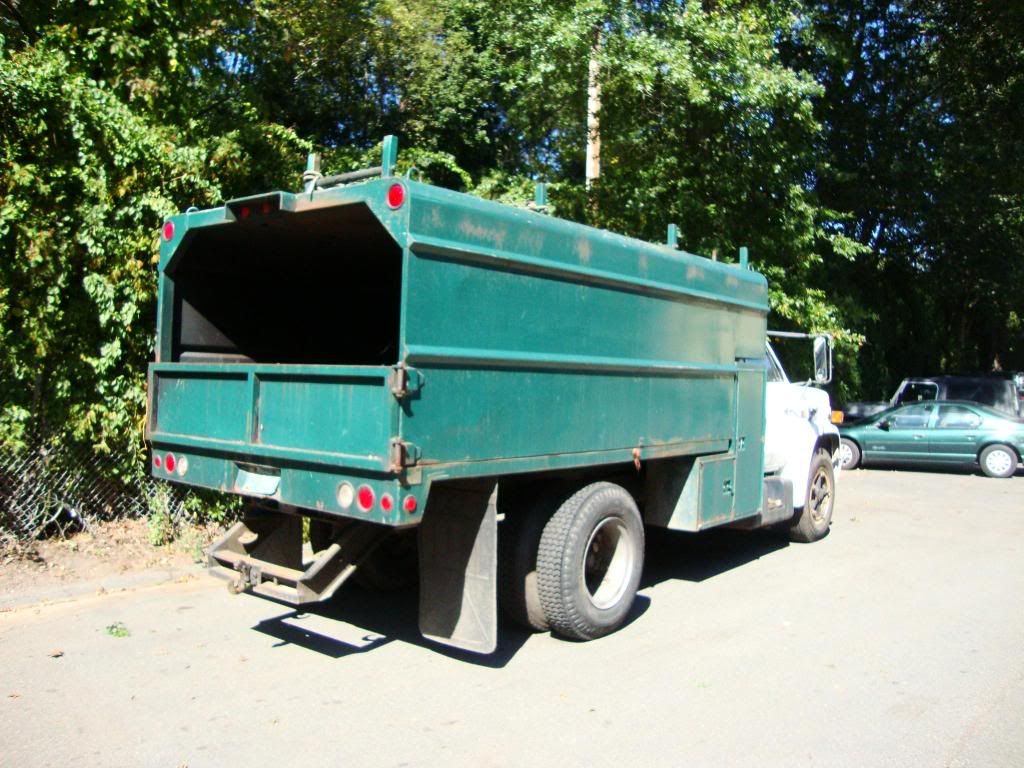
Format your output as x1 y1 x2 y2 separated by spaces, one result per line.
838 438 861 470
498 502 551 632
537 482 644 641
979 444 1018 478
788 450 835 543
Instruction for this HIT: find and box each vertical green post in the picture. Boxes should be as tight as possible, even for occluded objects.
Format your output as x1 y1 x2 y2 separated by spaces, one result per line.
303 153 321 194
667 224 679 249
534 182 548 208
739 246 749 268
382 135 399 177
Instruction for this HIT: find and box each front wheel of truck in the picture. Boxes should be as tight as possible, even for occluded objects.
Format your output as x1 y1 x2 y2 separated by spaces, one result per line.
788 450 835 543
537 482 644 641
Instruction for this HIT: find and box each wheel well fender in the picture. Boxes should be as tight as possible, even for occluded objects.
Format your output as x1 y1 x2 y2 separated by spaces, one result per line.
816 433 840 457
977 442 1022 462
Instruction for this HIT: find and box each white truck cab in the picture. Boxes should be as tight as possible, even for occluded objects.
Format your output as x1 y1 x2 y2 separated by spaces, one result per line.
763 334 841 541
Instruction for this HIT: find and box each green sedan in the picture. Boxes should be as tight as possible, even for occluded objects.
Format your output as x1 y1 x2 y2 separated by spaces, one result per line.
838 400 1024 478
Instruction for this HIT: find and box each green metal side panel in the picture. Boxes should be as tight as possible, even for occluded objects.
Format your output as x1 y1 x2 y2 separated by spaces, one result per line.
399 185 767 473
406 367 734 465
257 371 393 456
153 370 250 442
733 366 767 518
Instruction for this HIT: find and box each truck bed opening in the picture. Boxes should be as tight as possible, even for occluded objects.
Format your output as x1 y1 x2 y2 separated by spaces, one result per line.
168 203 402 365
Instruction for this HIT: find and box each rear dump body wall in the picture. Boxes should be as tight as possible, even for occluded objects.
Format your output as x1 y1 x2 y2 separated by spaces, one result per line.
147 179 769 528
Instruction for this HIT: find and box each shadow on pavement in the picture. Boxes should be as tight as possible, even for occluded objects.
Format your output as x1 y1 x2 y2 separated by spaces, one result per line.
250 527 788 664
251 582 531 667
641 526 790 588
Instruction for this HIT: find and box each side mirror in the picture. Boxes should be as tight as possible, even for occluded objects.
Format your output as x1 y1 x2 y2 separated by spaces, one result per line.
876 419 890 431
812 334 832 384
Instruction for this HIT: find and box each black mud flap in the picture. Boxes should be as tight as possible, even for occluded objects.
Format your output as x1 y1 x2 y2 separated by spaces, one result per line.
418 480 498 654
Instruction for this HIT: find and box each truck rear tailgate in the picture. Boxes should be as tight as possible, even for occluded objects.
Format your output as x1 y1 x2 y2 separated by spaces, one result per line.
149 364 396 470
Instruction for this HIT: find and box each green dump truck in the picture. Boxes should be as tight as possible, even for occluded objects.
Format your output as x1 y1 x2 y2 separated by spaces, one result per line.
147 137 839 653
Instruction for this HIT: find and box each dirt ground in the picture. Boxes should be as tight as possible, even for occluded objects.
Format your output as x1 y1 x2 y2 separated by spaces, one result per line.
0 519 220 608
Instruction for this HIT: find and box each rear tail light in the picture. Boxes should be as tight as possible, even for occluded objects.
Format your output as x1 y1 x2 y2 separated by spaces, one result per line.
357 485 375 512
386 183 406 209
164 453 176 473
337 482 355 509
402 495 418 514
153 454 162 469
162 221 174 241
176 456 189 477
380 493 394 512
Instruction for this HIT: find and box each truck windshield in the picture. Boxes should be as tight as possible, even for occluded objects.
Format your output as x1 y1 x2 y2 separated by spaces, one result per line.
765 343 787 383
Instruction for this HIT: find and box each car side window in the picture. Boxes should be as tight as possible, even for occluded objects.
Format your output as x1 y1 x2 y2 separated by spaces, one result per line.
935 405 982 429
887 403 934 429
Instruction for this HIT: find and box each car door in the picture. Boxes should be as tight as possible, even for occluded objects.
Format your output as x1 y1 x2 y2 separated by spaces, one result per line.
862 403 935 463
929 404 984 464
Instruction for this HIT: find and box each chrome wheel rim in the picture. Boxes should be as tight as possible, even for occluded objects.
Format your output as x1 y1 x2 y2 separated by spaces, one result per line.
807 466 833 524
838 442 853 468
582 517 634 610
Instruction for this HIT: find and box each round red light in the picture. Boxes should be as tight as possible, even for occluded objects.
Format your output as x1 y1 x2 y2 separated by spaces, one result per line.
162 221 174 241
164 453 176 473
261 202 272 215
239 206 251 220
153 455 162 469
402 495 418 514
386 183 406 209
380 493 394 512
357 485 375 511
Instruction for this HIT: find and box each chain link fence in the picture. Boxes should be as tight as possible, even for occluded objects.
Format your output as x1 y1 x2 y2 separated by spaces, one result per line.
0 433 196 542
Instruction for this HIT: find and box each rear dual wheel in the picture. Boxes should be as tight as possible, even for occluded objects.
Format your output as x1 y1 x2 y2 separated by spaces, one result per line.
501 482 644 641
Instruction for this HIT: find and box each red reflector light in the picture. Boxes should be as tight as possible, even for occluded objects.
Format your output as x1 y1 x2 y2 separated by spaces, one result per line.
239 206 251 219
164 453 176 473
162 221 174 241
153 455 162 469
357 485 375 511
386 183 406 209
402 495 418 514
380 493 394 512
261 201 272 215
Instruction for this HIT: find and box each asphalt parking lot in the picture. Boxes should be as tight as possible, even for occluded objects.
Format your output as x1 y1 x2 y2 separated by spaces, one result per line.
2 467 1023 768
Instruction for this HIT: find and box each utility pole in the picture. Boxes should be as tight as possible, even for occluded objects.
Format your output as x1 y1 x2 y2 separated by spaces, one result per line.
585 24 602 190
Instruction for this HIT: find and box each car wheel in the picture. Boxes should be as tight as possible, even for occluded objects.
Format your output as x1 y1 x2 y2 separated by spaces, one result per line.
979 444 1018 478
838 438 861 470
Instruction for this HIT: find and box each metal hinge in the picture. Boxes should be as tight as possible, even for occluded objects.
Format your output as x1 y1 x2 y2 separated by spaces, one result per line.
389 439 421 471
389 364 424 399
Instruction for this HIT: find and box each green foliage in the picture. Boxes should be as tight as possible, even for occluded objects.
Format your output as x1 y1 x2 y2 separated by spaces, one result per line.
146 485 174 546
105 621 131 638
785 0 1024 396
0 3 305 477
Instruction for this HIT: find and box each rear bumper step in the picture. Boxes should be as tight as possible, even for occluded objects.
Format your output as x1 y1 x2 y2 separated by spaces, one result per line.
208 513 389 605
